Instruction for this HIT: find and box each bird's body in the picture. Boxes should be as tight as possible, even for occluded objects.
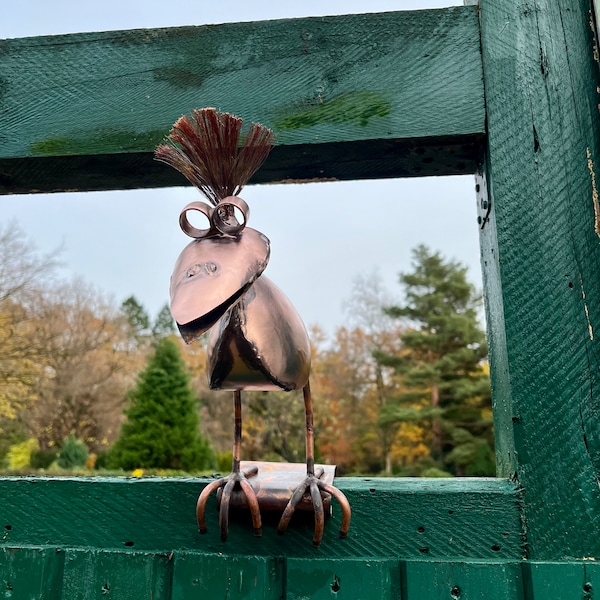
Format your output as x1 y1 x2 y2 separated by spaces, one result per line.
156 108 350 546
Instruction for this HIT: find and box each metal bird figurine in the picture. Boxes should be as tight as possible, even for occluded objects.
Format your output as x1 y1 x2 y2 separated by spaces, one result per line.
155 108 351 547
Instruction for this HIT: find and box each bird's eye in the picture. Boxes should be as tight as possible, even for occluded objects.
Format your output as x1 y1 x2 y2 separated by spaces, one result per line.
186 264 203 278
185 262 220 279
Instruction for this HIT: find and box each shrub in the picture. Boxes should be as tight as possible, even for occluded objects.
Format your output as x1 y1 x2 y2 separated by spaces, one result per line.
57 434 89 469
30 448 59 469
7 438 39 469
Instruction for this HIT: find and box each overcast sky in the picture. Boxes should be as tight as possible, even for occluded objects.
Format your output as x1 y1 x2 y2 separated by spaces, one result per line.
0 0 479 337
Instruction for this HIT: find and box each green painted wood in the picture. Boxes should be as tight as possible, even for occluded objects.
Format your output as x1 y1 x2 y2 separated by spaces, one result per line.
285 557 400 599
522 561 599 600
2 0 600 593
0 477 524 560
0 547 64 599
0 7 484 194
478 0 600 559
171 553 282 599
60 549 171 600
7 547 600 599
402 560 524 600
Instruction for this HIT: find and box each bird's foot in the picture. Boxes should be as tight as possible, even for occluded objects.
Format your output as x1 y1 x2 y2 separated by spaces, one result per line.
277 468 351 547
196 465 261 541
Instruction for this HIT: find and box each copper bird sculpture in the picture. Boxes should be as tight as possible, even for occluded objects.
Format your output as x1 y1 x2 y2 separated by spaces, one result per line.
155 108 351 547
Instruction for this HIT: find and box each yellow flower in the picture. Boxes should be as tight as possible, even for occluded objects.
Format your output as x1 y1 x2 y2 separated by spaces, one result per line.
132 468 144 477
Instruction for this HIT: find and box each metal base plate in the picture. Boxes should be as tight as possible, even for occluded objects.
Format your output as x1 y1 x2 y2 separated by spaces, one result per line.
217 461 336 513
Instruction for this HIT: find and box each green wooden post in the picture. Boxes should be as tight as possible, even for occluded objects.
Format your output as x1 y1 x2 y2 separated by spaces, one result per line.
479 0 600 559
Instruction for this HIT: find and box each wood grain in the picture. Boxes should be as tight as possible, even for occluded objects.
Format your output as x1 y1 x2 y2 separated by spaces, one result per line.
402 560 524 600
0 7 484 193
479 0 600 559
3 547 600 599
0 477 523 560
1 0 600 592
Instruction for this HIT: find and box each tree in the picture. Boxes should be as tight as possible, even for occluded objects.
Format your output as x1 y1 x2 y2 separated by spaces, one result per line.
152 303 175 340
341 272 404 474
0 223 60 427
0 221 61 304
24 279 137 452
120 296 150 337
376 245 494 476
110 337 213 471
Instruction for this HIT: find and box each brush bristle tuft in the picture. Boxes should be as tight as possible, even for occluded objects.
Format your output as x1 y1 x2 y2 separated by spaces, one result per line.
155 108 275 205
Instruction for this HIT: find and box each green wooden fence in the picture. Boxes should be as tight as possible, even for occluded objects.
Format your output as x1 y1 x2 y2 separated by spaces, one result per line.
1 0 599 597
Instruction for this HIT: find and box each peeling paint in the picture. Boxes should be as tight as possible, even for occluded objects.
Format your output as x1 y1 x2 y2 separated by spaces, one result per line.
586 147 600 237
581 284 595 341
590 11 600 62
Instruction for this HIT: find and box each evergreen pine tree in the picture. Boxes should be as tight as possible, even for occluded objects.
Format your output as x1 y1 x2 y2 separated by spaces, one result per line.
152 303 176 340
121 296 150 337
110 337 213 471
376 245 494 476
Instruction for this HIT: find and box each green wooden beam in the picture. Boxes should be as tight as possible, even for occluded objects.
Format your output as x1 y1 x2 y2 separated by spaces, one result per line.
0 477 523 560
4 548 600 599
479 0 600 559
0 7 484 194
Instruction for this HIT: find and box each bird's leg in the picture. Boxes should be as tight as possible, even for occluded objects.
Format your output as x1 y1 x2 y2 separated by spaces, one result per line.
277 381 351 547
196 390 262 541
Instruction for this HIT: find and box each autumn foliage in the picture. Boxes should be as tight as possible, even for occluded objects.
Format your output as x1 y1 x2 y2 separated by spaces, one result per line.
0 225 493 476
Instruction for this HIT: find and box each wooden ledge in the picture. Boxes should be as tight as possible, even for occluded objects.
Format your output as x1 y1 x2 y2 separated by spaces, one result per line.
0 476 523 560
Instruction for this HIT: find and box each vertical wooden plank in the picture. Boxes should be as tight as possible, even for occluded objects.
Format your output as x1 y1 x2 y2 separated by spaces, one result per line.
171 552 283 600
61 549 171 600
479 0 600 558
522 562 587 599
583 562 600 598
285 558 400 600
0 547 64 599
402 560 524 600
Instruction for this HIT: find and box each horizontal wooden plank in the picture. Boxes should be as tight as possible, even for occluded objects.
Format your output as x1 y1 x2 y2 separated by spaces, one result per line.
0 7 484 194
0 477 524 560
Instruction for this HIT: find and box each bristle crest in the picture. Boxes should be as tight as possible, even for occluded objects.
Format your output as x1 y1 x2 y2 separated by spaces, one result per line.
155 108 274 205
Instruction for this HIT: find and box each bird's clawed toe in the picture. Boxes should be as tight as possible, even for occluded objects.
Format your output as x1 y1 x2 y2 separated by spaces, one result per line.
196 467 261 541
277 472 351 547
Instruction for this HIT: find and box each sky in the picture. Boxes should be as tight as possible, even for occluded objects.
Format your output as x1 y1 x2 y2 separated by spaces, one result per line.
0 0 479 337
